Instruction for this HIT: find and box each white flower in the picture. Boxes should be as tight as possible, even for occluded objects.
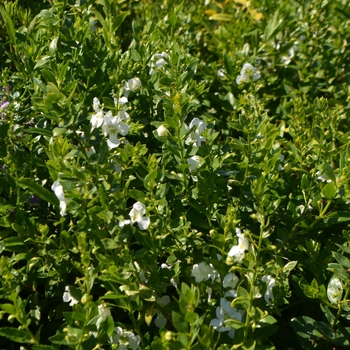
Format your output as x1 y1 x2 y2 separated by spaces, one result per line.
187 156 201 172
51 180 68 216
223 273 239 289
185 118 207 146
96 303 111 328
262 275 275 305
170 277 178 288
316 171 332 183
154 312 167 328
62 286 79 306
154 295 170 328
192 262 219 283
119 202 150 230
156 125 168 137
150 52 169 74
110 326 140 349
157 295 171 307
91 97 104 130
102 111 129 149
228 228 249 263
124 78 142 97
114 96 129 106
278 154 285 171
187 156 202 182
236 63 260 85
281 47 295 65
217 69 226 79
210 298 243 339
327 276 343 304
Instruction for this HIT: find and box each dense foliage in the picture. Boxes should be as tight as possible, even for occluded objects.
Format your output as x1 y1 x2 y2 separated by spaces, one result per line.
1 0 350 349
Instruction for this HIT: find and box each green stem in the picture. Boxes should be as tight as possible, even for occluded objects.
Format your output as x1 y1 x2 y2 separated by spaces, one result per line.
243 216 265 342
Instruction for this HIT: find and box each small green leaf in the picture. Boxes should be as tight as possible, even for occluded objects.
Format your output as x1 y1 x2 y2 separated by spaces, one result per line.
17 178 59 206
209 13 235 22
172 311 189 333
0 4 16 47
332 251 350 269
49 36 59 56
130 47 141 62
322 182 336 199
0 327 34 344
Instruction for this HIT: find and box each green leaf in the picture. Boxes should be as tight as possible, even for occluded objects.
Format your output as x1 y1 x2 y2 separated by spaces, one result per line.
17 178 59 206
333 251 350 269
209 13 235 22
322 212 350 225
322 182 336 199
129 189 146 202
49 333 78 345
242 339 256 350
322 163 336 183
172 311 189 333
25 127 52 138
263 11 283 42
0 327 34 344
0 4 16 47
130 47 141 62
49 36 59 56
1 303 15 314
112 11 129 32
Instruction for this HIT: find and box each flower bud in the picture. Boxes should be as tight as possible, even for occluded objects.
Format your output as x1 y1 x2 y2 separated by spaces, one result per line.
156 125 168 137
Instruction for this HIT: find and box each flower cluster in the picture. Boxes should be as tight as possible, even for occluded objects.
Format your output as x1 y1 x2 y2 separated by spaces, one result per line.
90 78 141 149
119 201 150 230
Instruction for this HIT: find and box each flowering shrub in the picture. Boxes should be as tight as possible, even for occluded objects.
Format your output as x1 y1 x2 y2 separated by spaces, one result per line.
1 0 350 349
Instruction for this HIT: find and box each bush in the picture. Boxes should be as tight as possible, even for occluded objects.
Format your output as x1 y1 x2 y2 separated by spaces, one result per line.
1 0 350 349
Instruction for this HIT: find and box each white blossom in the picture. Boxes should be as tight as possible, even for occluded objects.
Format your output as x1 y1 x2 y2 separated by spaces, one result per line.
217 69 226 79
192 262 219 283
96 303 111 328
187 156 201 172
316 171 332 183
228 228 249 263
124 78 142 97
187 156 202 182
102 111 129 149
262 275 275 305
185 117 207 146
62 286 78 306
156 125 168 137
51 181 68 216
327 276 343 304
154 296 170 327
210 298 243 339
110 326 140 349
119 202 150 230
223 273 239 289
150 52 169 74
90 97 104 130
278 154 285 171
236 63 260 85
154 312 167 328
